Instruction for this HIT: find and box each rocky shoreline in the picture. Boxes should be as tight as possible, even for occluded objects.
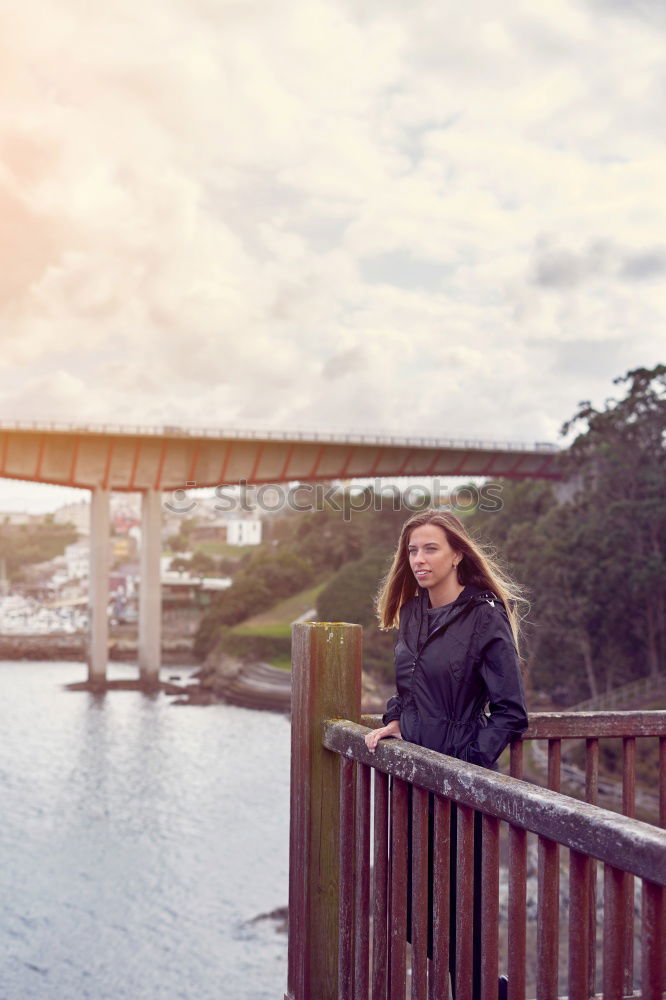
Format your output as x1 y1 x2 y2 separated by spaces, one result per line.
0 634 197 664
175 649 390 713
0 635 390 713
174 657 293 710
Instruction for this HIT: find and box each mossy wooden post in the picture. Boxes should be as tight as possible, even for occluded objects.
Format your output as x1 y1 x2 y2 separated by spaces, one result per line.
286 622 362 1000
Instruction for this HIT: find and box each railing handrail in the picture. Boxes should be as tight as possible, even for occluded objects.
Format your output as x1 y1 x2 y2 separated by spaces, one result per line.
362 709 666 739
571 671 666 712
324 718 666 885
287 622 666 1000
0 417 560 454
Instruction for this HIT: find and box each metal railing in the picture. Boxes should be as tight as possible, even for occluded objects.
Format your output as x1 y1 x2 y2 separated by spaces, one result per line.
0 418 560 454
285 622 666 1000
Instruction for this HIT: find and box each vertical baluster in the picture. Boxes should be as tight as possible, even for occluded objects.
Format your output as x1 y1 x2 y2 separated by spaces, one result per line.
411 786 429 1000
622 736 636 817
540 732 560 1000
387 778 393 991
389 777 408 1000
430 796 451 1000
372 770 389 1000
622 738 636 996
456 804 475 1000
480 814 500 1000
510 740 523 780
585 738 599 999
603 864 624 1000
641 879 664 1000
659 736 666 828
507 821 526 1000
508 734 526 1000
546 734 562 998
568 850 591 1000
585 738 599 804
355 762 371 1000
340 756 356 1000
656 748 665 1000
537 835 559 1000
548 739 561 793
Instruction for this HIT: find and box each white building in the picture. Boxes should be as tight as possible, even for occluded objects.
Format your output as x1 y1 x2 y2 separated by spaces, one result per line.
64 541 89 580
1 511 40 526
53 501 91 535
226 518 262 546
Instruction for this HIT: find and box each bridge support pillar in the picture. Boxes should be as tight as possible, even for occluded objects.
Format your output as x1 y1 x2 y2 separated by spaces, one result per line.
88 487 110 683
139 488 162 685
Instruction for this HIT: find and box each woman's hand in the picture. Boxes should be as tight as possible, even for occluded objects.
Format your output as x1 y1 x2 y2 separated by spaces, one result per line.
364 720 402 754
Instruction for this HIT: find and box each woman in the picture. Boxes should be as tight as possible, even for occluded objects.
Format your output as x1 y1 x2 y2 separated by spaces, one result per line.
365 508 528 765
363 508 528 995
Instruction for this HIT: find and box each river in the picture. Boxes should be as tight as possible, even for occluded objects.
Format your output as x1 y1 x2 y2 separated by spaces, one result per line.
0 660 290 1000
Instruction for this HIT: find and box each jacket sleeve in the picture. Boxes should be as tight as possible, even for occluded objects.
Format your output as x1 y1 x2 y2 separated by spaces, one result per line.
382 693 403 726
381 605 408 725
463 607 528 769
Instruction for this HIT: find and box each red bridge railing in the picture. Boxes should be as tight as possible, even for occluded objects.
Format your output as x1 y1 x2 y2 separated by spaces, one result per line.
285 622 666 1000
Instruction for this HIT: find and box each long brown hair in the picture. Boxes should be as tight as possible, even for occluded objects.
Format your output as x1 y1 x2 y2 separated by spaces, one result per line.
376 509 527 650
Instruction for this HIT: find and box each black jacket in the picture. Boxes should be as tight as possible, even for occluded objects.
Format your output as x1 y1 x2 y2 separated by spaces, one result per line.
382 584 528 769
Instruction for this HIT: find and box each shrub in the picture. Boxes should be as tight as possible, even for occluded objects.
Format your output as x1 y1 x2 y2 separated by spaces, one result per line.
316 548 391 628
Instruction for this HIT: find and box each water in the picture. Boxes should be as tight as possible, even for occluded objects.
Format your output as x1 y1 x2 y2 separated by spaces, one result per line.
0 661 290 1000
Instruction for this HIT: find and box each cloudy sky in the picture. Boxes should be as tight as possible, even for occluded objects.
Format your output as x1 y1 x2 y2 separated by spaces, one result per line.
1 0 664 453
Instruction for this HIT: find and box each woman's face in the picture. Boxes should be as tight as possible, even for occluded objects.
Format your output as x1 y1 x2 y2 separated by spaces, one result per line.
407 524 460 597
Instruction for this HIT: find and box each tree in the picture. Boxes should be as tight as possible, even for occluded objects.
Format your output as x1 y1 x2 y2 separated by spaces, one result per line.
463 367 665 704
189 551 216 577
561 365 666 678
317 549 392 627
0 519 78 582
316 548 396 683
194 548 314 658
169 534 188 553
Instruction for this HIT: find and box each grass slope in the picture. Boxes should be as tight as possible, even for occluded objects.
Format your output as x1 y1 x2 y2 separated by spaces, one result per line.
236 581 326 630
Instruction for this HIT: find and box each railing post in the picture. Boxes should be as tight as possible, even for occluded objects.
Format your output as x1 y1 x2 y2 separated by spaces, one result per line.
286 622 362 1000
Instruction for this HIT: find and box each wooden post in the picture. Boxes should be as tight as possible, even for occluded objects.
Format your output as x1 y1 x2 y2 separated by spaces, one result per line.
285 622 362 1000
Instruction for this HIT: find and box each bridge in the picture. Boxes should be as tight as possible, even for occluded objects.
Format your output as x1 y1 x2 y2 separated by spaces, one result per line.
0 420 562 684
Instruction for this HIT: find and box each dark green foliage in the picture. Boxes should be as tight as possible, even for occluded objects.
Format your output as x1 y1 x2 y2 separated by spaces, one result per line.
362 627 397 684
0 519 78 581
217 556 243 576
194 548 314 658
273 486 417 575
189 551 216 576
316 549 392 627
194 489 410 661
169 534 188 553
289 505 364 574
468 365 666 705
193 611 224 661
469 479 557 550
212 628 292 664
316 549 398 684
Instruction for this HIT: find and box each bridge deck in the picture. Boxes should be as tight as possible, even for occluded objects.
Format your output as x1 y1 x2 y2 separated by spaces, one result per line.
0 420 561 490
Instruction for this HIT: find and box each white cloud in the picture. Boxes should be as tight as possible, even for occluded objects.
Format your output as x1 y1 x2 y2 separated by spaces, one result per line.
0 0 663 453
